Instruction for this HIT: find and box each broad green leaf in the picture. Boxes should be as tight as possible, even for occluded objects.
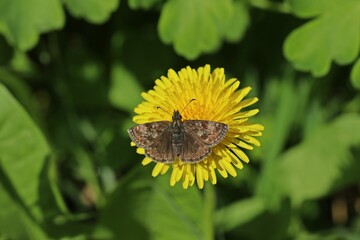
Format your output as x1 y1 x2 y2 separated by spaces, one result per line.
64 0 119 24
215 197 265 231
350 58 360 90
108 64 143 112
288 0 328 17
288 0 357 17
0 84 50 220
128 0 162 10
158 0 233 59
223 1 250 42
0 68 41 125
277 113 360 206
93 167 205 240
284 0 360 77
0 181 48 239
0 0 64 50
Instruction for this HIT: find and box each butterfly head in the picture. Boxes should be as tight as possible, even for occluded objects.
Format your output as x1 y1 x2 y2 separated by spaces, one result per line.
172 110 182 123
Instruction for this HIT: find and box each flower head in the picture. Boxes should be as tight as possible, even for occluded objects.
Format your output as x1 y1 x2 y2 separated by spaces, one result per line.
130 65 263 189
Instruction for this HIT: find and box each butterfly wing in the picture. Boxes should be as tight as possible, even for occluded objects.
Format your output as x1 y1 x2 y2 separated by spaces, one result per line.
180 130 211 163
183 120 228 146
145 129 174 163
128 121 171 148
128 121 174 163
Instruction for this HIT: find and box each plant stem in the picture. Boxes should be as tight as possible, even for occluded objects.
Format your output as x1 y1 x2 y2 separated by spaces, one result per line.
204 184 216 240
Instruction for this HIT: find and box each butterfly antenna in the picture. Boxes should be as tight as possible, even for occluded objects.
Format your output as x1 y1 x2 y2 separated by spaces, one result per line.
156 99 196 115
181 98 196 113
156 106 172 116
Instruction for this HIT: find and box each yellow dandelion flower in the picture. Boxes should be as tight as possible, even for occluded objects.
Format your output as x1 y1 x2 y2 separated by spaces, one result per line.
128 65 264 189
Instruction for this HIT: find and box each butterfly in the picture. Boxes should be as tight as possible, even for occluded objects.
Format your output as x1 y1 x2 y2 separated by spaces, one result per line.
127 110 228 163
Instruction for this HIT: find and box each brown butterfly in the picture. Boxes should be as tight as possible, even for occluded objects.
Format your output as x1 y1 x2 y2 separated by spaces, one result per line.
128 110 228 163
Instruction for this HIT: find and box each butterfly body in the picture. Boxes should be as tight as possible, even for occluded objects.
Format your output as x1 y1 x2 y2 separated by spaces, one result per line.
128 110 228 163
172 110 185 157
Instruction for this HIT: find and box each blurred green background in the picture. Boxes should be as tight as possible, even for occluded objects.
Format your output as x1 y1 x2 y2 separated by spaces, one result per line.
1 0 360 239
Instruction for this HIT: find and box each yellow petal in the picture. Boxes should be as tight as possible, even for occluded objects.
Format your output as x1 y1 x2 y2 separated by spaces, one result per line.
231 148 250 163
142 157 152 165
196 165 204 189
160 164 170 175
152 163 164 177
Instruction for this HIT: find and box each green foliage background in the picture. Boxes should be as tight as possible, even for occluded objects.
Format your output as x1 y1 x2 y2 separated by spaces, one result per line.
0 0 360 239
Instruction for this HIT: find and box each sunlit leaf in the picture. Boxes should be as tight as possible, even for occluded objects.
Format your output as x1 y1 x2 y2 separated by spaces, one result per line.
215 197 265 231
158 0 233 59
128 0 162 10
278 113 360 205
0 84 50 238
223 1 250 42
350 58 360 90
284 0 360 76
64 0 119 24
0 84 50 218
0 0 64 50
288 0 328 17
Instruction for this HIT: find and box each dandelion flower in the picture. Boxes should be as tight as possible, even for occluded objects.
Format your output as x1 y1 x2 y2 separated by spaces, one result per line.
128 65 264 189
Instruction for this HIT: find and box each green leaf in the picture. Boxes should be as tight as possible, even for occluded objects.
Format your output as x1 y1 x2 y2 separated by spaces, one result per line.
0 84 50 238
260 74 312 163
158 0 233 59
64 0 119 24
93 167 206 240
215 197 265 231
128 0 162 10
288 0 360 18
277 113 360 206
0 181 48 239
288 0 327 17
284 0 360 77
0 68 41 124
0 0 64 50
0 84 50 220
108 64 143 112
223 1 250 42
350 58 360 90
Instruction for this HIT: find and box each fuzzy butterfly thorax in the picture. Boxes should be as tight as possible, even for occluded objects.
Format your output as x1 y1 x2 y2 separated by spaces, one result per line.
171 110 184 157
128 110 229 163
